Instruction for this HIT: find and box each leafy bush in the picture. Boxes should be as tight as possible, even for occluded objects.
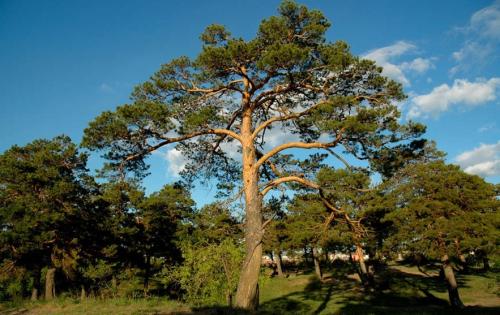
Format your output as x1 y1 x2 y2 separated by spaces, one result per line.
162 238 243 306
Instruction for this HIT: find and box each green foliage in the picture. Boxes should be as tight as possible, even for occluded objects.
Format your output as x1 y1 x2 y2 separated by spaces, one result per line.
165 239 244 306
82 0 425 187
160 203 243 305
0 264 29 301
0 135 92 293
379 161 499 261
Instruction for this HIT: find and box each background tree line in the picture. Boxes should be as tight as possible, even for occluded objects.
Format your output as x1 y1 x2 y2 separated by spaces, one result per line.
0 135 497 308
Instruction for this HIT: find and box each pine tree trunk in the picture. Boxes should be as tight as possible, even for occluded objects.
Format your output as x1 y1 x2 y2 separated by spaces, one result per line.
455 239 467 272
356 245 369 285
312 247 322 279
31 268 41 301
80 285 86 301
442 255 464 308
234 111 263 310
45 268 56 300
276 251 284 277
31 287 39 301
111 276 117 297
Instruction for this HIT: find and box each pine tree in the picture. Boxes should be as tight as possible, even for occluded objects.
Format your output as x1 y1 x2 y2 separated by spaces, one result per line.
380 161 499 308
82 1 425 308
0 136 90 300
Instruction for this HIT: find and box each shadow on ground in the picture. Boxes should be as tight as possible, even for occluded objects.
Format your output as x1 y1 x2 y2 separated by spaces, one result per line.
178 265 500 315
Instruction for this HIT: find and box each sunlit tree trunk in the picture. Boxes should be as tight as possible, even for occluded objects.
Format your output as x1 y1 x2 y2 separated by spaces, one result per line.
312 247 322 279
355 244 369 285
275 251 284 277
455 239 468 272
442 255 464 308
234 109 263 310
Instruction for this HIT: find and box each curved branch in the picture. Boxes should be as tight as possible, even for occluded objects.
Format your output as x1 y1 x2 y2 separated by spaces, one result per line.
324 147 352 171
121 128 242 166
319 191 366 236
255 129 345 170
261 175 319 196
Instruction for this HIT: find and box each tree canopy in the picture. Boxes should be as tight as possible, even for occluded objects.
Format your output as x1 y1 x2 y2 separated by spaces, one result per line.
81 1 427 308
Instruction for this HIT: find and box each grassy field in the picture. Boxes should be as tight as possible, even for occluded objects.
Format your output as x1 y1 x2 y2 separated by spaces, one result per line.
1 264 499 314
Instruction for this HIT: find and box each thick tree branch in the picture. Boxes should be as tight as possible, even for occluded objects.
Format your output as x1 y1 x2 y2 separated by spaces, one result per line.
261 175 319 196
319 192 366 236
121 128 242 167
255 129 345 170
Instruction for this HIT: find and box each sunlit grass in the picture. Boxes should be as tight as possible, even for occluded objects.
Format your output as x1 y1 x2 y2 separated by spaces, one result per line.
1 265 499 314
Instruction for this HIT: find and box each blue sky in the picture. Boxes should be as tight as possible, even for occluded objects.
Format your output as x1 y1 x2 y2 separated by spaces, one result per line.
1 0 499 205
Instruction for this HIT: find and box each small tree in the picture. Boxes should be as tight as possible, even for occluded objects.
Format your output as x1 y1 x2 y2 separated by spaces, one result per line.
168 203 243 306
287 193 332 279
380 161 499 308
138 184 194 294
316 167 374 285
82 1 424 308
262 197 289 278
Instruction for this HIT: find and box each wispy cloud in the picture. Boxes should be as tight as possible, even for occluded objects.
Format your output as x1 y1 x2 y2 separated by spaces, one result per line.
463 0 500 39
363 41 435 86
455 140 500 177
99 83 114 93
451 1 500 75
478 122 496 133
408 77 500 118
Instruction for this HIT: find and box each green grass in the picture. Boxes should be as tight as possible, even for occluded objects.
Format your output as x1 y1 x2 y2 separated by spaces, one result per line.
0 297 188 315
1 264 499 314
258 264 500 314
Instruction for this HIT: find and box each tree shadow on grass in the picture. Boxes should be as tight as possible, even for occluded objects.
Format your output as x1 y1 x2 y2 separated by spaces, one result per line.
337 266 500 315
257 265 499 315
173 265 499 315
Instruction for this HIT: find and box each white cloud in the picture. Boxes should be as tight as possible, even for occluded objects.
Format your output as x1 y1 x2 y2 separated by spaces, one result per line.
165 148 187 177
363 41 435 86
364 41 414 85
219 141 242 160
162 138 242 178
401 57 435 74
455 141 500 177
451 1 500 75
408 78 500 118
261 125 301 151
